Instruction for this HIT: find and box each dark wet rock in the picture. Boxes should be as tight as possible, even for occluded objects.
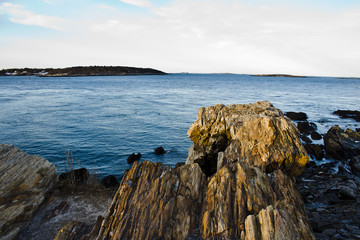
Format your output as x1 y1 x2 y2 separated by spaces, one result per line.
334 110 360 122
301 135 313 144
311 131 322 140
322 229 337 237
304 144 325 160
286 111 308 121
296 155 360 240
339 186 356 200
154 146 166 155
59 168 90 185
127 152 141 164
100 175 119 188
323 126 360 160
350 156 360 174
297 121 317 135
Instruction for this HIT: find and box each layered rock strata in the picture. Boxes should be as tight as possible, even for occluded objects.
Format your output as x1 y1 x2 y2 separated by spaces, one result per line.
0 144 57 239
96 101 314 240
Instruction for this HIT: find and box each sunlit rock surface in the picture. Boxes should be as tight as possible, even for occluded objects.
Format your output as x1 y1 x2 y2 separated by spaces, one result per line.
0 144 57 239
186 101 309 176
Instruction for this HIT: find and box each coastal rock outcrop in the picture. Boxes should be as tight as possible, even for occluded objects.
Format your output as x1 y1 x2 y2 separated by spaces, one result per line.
95 101 314 240
323 125 360 160
186 101 309 176
0 144 57 239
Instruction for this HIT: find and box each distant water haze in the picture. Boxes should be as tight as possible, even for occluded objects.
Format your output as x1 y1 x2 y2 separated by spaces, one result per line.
0 74 359 179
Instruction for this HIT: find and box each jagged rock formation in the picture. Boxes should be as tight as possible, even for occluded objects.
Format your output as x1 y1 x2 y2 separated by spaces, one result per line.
0 144 57 239
96 101 314 240
186 101 309 176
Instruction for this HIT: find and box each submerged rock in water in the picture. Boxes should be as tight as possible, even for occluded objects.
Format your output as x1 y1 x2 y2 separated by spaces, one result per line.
333 110 360 122
154 146 166 155
0 144 57 239
323 125 360 160
127 152 141 164
95 101 314 240
285 111 308 121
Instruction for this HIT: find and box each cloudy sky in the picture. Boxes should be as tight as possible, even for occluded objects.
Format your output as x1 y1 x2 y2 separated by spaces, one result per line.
0 0 359 77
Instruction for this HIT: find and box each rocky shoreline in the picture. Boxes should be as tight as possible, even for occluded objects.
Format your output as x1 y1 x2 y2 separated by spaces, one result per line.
0 101 359 239
0 66 167 77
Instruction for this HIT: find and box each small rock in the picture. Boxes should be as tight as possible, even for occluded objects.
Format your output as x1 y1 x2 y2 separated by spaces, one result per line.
345 225 359 232
301 135 313 144
322 228 337 236
339 186 356 200
285 111 308 121
154 146 166 155
305 144 325 160
127 153 141 164
350 156 360 174
311 131 322 140
297 121 317 135
100 175 119 188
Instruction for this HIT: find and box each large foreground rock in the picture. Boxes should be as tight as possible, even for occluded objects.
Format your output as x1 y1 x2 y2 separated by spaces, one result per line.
97 160 314 240
0 144 57 239
95 102 314 240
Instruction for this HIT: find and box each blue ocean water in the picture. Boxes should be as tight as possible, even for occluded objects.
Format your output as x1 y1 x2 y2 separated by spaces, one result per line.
0 74 359 179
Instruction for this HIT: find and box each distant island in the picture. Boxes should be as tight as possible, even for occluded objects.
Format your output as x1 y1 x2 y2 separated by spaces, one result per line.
251 74 307 78
0 66 167 77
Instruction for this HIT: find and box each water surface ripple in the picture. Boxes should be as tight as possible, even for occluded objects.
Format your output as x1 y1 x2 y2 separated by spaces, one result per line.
0 74 359 178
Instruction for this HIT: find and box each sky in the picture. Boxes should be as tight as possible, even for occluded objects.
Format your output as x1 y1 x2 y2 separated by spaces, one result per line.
0 0 360 77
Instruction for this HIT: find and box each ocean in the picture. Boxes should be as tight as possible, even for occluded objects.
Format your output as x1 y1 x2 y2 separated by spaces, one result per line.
0 74 359 179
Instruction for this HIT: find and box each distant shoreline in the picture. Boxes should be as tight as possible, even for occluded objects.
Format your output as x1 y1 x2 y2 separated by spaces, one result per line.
251 74 307 78
0 66 167 77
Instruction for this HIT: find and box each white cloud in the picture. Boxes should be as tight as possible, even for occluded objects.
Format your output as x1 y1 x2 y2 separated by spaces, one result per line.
96 4 118 11
147 0 360 76
119 0 151 8
0 2 64 30
42 0 55 5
